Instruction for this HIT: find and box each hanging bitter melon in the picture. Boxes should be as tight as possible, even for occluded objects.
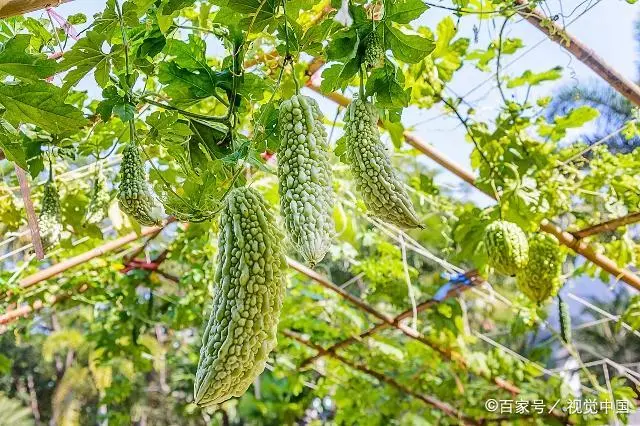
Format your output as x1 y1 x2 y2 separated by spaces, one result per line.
117 142 164 226
194 186 287 407
278 94 335 265
483 220 529 276
516 232 565 303
85 167 111 225
363 32 385 68
38 180 63 248
344 97 421 228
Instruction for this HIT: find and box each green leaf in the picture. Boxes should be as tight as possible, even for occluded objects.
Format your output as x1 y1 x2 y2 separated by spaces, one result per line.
189 118 231 160
58 31 118 89
0 118 26 169
365 61 410 108
433 17 456 58
383 119 405 149
507 66 563 88
0 35 56 81
0 82 89 135
384 25 434 64
253 103 279 153
384 0 429 24
92 0 120 39
538 106 599 142
325 29 359 61
218 0 279 33
320 59 359 93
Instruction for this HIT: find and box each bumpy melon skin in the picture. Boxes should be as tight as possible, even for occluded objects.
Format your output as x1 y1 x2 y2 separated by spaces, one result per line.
85 169 111 225
278 94 335 265
117 143 164 226
194 187 287 407
344 97 421 228
364 33 384 68
38 181 63 248
516 233 564 303
483 220 529 276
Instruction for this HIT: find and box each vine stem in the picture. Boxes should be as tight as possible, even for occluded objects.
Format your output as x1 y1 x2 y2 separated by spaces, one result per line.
281 0 299 94
495 15 513 105
141 98 231 125
437 94 497 178
114 0 131 89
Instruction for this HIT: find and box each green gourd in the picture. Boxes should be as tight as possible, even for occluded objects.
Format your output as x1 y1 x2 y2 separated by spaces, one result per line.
344 97 421 228
117 143 164 226
483 220 529 276
194 187 287 407
278 94 335 266
38 180 63 248
516 232 564 303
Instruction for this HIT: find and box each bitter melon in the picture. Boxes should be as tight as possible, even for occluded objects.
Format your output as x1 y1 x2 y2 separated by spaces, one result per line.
278 94 334 265
516 232 564 303
483 220 528 275
558 296 571 344
344 97 421 228
117 142 164 226
194 187 287 407
363 32 384 68
85 167 111 225
38 180 63 248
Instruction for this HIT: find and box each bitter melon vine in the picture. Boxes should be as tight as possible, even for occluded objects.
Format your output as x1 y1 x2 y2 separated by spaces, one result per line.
38 180 63 248
85 168 111 225
278 94 335 265
516 232 564 303
194 186 287 407
363 32 384 68
483 220 529 276
117 143 164 226
344 97 421 228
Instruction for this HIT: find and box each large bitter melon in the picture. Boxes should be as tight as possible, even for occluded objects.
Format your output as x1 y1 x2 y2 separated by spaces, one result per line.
38 180 63 248
194 186 287 406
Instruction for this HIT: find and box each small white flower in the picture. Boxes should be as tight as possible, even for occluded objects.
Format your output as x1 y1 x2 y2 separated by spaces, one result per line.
334 0 353 26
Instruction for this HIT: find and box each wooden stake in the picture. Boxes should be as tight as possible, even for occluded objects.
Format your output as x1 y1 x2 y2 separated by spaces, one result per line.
14 164 44 260
0 0 71 18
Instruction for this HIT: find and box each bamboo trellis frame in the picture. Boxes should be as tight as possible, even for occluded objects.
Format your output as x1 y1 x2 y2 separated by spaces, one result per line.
282 329 482 426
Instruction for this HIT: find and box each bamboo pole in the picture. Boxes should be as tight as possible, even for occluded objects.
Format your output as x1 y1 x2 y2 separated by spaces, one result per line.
0 219 173 301
283 330 481 426
305 83 640 292
0 0 71 18
14 165 44 260
572 212 640 239
0 285 87 326
515 0 640 107
299 271 482 368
